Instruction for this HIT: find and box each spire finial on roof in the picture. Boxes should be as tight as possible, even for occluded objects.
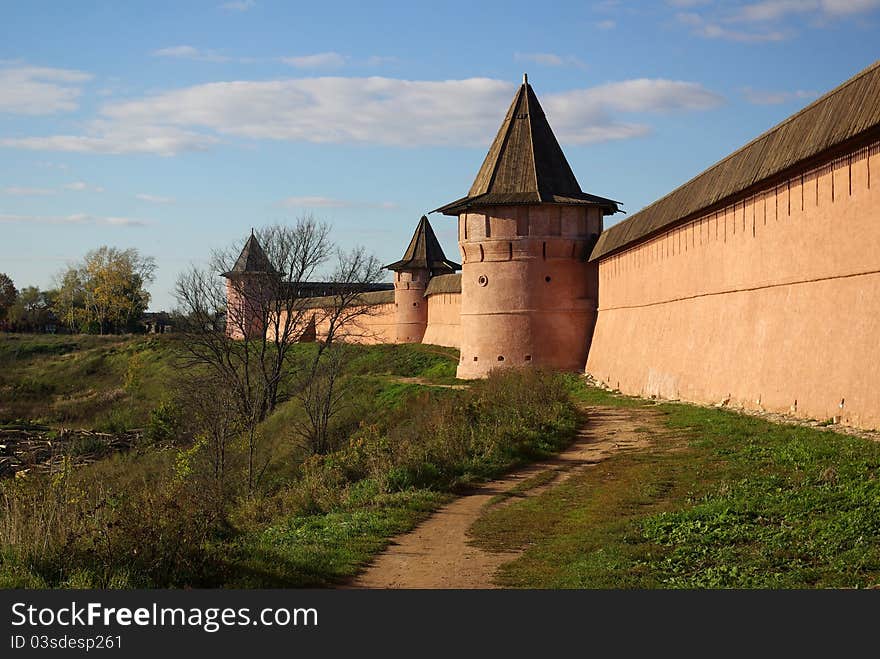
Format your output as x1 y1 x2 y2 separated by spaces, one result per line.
432 73 620 216
251 227 255 237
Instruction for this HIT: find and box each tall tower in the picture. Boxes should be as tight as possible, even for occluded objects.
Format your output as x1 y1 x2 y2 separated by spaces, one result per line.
222 230 277 340
385 215 460 343
434 74 620 378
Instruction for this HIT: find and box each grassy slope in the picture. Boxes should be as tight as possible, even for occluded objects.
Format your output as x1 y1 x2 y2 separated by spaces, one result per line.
1 337 581 588
469 380 880 589
0 334 180 430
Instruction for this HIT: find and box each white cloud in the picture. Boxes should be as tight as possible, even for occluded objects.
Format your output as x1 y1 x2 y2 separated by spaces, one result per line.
2 186 56 196
544 79 724 143
821 0 880 15
0 213 146 226
281 52 348 69
514 52 587 68
737 0 880 22
676 0 880 41
666 0 712 6
153 45 231 63
63 181 104 192
677 11 789 41
36 161 69 169
220 0 255 10
136 193 175 204
365 55 399 66
2 122 219 156
1 75 723 155
596 20 617 29
736 1 814 22
741 87 818 105
0 64 92 115
279 196 398 209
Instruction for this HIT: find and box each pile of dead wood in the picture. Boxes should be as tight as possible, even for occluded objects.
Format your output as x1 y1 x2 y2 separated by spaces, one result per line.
0 426 141 480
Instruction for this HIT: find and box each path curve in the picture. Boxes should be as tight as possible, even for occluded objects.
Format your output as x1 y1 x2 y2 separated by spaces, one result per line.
349 405 661 589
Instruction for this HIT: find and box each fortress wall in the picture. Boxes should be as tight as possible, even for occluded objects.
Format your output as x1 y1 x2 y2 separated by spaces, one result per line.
423 292 461 348
271 302 396 345
587 140 880 429
312 303 396 344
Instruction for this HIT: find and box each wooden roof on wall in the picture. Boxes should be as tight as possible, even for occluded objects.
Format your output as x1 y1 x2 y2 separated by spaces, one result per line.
590 59 880 261
424 273 461 296
434 76 620 216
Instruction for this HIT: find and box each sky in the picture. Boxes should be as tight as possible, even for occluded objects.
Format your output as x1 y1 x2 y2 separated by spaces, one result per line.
1 0 878 311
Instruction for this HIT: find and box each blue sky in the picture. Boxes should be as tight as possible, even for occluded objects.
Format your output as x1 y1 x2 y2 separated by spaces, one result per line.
1 0 878 310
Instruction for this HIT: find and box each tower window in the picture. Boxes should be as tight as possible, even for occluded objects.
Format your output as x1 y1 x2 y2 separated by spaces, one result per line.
525 355 531 361
545 276 551 283
497 355 505 362
477 274 489 287
473 356 478 362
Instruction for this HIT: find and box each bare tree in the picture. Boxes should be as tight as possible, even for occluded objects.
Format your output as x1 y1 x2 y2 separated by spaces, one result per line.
174 217 385 489
175 373 243 487
292 246 385 454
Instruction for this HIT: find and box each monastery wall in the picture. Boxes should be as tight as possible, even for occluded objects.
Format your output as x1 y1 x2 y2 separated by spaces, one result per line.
423 292 461 348
274 291 462 348
587 140 880 429
312 302 396 345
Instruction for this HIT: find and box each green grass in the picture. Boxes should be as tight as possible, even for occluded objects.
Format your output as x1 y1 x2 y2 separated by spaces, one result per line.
217 489 452 587
488 469 559 505
345 343 460 381
469 380 880 589
0 333 181 428
0 337 579 588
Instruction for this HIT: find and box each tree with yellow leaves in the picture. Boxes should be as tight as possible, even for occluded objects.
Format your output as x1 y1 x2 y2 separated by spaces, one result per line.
55 246 156 334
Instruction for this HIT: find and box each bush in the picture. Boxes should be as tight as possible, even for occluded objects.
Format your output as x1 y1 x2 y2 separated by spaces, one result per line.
146 400 182 444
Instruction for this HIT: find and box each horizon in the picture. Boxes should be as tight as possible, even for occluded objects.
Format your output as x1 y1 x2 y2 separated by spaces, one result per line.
1 0 878 310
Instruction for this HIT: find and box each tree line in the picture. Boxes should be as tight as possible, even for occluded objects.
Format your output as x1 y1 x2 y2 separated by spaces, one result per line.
0 246 155 334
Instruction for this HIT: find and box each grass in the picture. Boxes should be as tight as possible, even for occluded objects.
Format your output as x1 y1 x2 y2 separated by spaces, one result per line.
488 469 559 505
468 379 880 589
0 333 181 429
0 335 580 588
217 489 453 587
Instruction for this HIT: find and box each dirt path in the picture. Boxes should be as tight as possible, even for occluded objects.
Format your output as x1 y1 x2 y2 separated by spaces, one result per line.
349 405 663 589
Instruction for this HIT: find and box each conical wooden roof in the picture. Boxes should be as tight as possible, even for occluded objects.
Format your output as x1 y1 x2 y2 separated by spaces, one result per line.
385 215 460 275
223 231 275 277
435 75 620 216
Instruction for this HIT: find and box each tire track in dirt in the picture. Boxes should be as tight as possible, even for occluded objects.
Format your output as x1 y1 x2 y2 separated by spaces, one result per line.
348 405 663 589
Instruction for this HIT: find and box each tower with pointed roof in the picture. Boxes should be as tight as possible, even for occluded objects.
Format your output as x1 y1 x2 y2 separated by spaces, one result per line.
223 230 278 340
385 215 460 343
435 74 620 378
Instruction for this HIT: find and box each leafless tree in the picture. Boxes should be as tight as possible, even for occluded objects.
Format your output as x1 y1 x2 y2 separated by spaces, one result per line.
291 246 385 454
174 216 385 489
175 373 243 488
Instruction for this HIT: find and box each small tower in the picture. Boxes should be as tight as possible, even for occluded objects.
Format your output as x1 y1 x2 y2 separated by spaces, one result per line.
434 74 620 378
222 230 277 340
385 215 460 343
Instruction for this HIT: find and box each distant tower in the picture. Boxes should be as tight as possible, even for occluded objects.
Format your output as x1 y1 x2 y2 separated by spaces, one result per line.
385 215 460 343
222 230 277 340
434 74 620 378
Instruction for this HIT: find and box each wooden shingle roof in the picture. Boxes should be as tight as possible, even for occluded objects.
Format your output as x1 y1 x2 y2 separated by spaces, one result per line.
590 59 880 261
424 273 461 296
223 231 276 277
385 215 460 275
434 75 620 216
